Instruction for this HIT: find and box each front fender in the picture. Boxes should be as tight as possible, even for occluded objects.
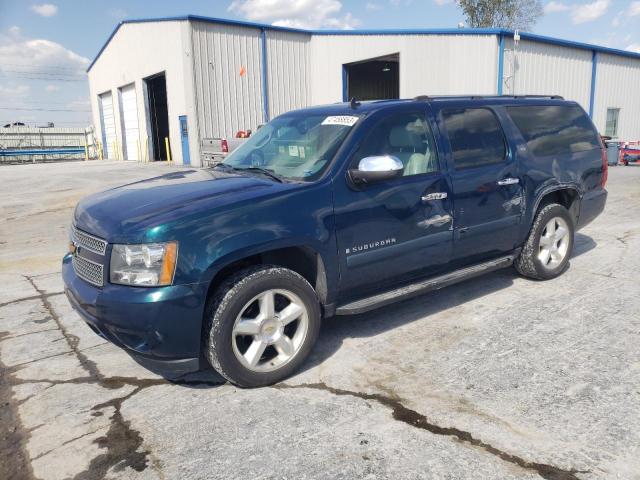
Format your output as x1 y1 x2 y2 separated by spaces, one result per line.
172 180 339 300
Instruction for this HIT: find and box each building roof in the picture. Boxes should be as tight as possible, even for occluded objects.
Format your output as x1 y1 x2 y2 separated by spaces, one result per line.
87 14 640 72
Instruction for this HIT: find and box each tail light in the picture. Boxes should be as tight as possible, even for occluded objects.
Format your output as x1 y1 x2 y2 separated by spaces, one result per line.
600 139 608 188
221 139 229 154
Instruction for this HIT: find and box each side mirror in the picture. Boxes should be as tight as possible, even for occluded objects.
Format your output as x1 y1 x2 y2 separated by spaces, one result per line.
348 155 404 185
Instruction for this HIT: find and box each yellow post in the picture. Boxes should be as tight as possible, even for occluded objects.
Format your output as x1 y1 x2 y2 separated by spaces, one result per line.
84 137 89 161
144 137 149 163
164 137 172 163
136 139 141 162
98 142 103 160
111 141 116 160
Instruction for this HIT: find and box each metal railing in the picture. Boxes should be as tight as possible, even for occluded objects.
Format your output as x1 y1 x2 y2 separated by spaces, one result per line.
0 126 98 164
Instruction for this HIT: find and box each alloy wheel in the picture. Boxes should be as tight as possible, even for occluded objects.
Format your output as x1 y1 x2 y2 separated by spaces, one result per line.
231 289 309 373
538 216 570 269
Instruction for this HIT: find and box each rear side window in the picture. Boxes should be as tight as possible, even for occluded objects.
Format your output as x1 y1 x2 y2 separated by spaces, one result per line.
507 105 600 157
441 108 507 170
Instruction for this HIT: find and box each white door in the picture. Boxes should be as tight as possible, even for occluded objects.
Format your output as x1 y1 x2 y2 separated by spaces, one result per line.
99 92 116 159
120 84 140 160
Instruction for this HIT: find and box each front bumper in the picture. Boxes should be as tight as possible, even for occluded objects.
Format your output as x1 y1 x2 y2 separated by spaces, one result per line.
62 254 208 376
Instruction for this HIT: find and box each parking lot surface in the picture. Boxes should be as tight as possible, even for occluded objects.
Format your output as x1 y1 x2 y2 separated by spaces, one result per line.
1 160 639 480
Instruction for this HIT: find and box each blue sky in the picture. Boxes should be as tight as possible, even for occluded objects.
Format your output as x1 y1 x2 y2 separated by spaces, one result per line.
1 0 639 126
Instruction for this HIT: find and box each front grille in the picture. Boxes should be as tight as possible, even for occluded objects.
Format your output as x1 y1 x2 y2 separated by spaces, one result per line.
72 226 107 256
72 255 104 287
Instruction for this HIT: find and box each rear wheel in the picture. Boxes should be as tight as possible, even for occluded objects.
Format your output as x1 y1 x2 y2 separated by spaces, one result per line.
515 203 574 280
204 266 321 387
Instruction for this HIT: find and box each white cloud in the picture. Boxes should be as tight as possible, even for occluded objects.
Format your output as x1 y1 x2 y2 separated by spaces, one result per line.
611 10 622 26
629 1 640 16
0 30 89 76
8 25 21 36
365 2 381 11
45 84 60 92
626 43 640 53
572 0 610 24
544 1 570 13
433 0 452 5
228 0 360 29
31 3 58 17
0 84 30 97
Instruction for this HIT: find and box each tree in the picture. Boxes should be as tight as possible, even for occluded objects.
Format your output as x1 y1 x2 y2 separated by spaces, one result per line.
456 0 543 31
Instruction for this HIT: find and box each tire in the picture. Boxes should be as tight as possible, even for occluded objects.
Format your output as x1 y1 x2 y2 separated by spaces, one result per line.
203 265 321 387
515 203 574 280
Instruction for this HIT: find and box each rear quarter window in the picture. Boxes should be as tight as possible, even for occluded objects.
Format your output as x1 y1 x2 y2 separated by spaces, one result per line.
506 105 600 157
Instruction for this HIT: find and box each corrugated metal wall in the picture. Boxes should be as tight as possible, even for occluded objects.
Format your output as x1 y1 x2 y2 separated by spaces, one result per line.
503 39 592 110
191 21 265 139
265 30 312 118
593 53 640 140
310 34 499 104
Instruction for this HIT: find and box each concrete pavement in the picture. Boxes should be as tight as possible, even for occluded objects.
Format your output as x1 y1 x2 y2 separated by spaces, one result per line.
1 160 639 480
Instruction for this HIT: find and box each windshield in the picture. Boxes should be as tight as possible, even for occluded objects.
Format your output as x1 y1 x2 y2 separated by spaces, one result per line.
222 113 359 182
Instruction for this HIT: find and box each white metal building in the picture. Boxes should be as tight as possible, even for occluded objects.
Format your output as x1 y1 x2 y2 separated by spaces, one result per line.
87 15 640 166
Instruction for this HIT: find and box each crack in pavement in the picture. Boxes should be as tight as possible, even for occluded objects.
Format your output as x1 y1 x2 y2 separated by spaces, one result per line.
9 276 585 479
0 291 65 309
0 331 37 480
8 275 224 479
276 382 588 480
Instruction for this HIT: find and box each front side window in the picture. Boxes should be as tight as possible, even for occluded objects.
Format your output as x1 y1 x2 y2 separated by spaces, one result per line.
605 108 620 138
507 105 601 157
223 113 358 182
441 108 507 170
351 112 439 177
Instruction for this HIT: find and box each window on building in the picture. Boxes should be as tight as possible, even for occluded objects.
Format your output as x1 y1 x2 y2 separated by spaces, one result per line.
507 105 601 157
441 108 506 170
605 108 620 138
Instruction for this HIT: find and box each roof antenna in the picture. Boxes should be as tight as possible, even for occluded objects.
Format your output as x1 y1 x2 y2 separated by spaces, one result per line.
350 97 361 109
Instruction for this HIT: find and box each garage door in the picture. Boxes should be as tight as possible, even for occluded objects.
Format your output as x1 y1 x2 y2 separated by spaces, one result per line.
119 84 140 160
99 92 116 159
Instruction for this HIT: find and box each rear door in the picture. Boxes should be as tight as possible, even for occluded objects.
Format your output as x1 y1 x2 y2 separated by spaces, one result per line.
437 106 524 263
333 107 453 298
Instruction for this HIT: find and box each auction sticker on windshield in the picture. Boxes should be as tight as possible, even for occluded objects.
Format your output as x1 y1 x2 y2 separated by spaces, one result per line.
321 116 359 127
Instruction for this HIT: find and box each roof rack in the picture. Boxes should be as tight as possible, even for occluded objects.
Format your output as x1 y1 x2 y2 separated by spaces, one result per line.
413 94 565 101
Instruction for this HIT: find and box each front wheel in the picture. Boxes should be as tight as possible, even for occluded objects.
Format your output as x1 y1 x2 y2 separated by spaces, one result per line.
515 203 574 280
204 266 321 387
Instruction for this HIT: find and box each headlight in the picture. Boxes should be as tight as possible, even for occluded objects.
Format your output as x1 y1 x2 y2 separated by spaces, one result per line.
110 242 178 286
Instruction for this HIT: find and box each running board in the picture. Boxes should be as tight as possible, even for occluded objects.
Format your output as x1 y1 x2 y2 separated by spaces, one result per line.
335 252 518 316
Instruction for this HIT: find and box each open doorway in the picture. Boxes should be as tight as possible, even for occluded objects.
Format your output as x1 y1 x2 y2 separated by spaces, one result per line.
344 53 399 101
144 72 169 160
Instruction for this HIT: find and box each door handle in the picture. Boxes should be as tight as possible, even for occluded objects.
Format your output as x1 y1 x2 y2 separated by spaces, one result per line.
422 192 448 202
497 178 519 186
420 214 452 227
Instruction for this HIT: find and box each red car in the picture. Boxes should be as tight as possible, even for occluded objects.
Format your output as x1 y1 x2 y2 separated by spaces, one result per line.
620 143 640 165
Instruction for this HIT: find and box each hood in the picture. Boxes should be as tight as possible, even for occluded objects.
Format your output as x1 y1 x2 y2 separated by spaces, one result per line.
74 169 289 241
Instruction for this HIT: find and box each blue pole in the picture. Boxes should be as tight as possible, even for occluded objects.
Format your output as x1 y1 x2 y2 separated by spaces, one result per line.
260 29 270 123
589 50 598 118
342 65 348 102
497 33 505 95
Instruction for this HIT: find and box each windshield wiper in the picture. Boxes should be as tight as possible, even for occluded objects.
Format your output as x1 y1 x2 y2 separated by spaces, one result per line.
236 167 284 183
213 163 284 183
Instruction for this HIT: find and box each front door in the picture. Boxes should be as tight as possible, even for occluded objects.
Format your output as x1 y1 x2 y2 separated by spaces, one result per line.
333 109 453 299
438 106 524 263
